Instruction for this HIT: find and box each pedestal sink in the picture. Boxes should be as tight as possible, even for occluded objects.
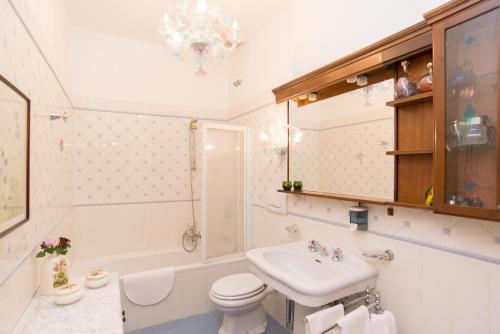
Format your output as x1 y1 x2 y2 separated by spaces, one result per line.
247 241 378 307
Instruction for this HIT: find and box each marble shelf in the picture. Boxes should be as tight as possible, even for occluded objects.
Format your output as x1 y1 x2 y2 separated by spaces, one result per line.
13 273 123 334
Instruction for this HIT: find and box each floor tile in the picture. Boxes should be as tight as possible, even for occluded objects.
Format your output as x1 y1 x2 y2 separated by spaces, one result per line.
130 311 288 334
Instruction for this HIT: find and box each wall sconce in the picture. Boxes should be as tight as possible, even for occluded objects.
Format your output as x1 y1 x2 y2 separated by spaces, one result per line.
259 123 289 166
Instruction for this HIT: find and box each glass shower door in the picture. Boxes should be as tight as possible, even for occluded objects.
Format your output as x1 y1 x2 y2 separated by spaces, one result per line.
202 124 248 261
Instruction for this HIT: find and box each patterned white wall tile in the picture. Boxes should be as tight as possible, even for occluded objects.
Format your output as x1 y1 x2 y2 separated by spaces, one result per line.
318 119 394 199
289 129 320 189
230 103 288 206
73 110 201 205
0 0 75 332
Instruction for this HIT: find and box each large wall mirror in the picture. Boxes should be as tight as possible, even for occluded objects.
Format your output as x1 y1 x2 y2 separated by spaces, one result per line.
0 75 30 236
288 78 395 200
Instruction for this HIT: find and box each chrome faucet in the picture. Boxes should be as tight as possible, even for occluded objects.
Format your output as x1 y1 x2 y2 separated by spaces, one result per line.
332 248 342 262
308 240 320 252
308 240 329 256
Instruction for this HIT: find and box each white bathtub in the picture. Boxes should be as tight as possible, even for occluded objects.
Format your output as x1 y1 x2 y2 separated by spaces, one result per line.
72 248 201 277
72 248 249 332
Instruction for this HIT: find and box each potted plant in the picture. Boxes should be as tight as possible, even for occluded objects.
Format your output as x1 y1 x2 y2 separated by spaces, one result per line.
282 180 292 191
293 181 303 191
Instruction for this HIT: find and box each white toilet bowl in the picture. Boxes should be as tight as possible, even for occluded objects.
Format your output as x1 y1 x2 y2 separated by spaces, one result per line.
209 273 271 334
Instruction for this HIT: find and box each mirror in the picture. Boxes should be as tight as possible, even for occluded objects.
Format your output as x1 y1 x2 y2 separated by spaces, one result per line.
289 79 395 200
0 74 30 236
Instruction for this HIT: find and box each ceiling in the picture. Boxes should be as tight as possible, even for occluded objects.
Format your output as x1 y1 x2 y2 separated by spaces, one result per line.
66 0 288 44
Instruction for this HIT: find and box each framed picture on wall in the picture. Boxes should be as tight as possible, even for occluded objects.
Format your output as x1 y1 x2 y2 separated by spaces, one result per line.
0 74 30 237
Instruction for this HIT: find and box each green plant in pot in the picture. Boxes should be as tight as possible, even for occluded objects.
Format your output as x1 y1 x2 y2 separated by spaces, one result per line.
282 180 292 191
293 181 303 191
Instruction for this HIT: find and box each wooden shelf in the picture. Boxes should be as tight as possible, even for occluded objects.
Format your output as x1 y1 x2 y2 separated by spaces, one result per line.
278 190 434 211
277 190 387 205
386 149 433 156
390 201 433 210
386 92 433 107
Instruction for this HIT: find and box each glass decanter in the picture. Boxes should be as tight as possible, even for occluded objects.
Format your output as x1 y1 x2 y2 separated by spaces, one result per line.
418 62 433 93
394 60 417 99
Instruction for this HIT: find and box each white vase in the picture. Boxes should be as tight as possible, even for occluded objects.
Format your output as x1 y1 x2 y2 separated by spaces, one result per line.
39 254 69 296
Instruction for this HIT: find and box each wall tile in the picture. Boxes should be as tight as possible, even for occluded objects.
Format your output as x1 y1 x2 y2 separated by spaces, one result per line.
0 0 75 332
73 110 201 205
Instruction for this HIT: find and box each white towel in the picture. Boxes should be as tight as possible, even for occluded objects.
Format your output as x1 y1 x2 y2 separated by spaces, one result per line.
123 267 174 306
265 189 287 214
382 311 397 334
370 314 389 334
305 304 344 334
336 305 372 334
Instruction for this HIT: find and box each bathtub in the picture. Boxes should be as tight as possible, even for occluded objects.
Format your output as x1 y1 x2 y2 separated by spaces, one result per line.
72 248 249 332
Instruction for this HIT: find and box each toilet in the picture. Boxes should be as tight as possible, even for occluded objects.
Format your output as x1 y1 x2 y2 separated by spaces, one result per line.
209 273 271 334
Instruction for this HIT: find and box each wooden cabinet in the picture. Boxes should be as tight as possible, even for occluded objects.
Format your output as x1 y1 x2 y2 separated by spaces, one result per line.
433 0 500 220
273 0 500 222
387 51 434 210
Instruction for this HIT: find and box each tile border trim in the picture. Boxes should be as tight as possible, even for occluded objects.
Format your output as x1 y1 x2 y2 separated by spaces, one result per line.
74 199 201 207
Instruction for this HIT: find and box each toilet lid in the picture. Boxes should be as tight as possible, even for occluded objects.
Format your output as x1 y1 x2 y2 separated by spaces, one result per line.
211 273 265 298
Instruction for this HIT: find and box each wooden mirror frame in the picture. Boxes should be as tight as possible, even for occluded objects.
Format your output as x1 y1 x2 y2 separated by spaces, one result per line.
275 20 434 208
0 74 30 237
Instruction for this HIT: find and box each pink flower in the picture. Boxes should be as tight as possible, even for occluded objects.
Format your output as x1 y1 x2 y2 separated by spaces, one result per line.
44 239 58 248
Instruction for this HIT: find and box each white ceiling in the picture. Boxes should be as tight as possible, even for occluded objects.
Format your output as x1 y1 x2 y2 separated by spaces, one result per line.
66 0 288 44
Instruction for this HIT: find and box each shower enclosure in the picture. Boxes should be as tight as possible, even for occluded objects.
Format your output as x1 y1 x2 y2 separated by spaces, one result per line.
202 124 249 262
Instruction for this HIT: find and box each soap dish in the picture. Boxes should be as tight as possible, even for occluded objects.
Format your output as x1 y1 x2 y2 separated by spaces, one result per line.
86 269 110 289
53 283 84 305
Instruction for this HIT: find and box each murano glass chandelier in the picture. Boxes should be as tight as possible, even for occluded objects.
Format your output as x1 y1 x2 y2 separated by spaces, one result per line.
158 0 243 76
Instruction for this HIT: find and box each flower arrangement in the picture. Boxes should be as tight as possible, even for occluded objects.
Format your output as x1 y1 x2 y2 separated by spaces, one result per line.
36 237 71 258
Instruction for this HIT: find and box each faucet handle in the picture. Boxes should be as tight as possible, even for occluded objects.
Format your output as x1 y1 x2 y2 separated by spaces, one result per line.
308 240 319 252
332 248 342 262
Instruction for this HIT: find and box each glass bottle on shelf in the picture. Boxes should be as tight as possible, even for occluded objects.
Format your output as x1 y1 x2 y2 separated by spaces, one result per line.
394 60 417 99
417 62 433 93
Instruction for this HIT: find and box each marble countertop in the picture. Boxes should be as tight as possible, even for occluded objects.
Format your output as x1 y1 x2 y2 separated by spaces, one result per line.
13 273 123 334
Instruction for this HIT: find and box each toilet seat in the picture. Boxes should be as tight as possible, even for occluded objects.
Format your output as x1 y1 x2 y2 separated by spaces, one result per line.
210 273 266 301
209 273 270 334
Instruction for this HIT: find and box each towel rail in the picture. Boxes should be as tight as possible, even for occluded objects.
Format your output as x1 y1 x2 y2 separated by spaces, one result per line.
303 287 384 334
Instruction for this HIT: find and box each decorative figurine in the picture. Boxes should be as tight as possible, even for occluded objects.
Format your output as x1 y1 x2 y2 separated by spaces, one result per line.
418 62 433 93
395 60 417 99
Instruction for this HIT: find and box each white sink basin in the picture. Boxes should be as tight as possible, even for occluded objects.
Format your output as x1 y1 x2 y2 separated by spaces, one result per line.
247 241 378 307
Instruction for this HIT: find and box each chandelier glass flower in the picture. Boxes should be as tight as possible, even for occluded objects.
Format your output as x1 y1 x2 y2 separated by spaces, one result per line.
158 0 243 76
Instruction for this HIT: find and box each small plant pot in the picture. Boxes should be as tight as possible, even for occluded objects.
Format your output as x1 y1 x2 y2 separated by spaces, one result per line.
282 180 292 191
293 181 303 191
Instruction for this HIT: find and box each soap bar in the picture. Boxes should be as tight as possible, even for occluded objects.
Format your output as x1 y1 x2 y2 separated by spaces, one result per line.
53 283 84 305
86 269 110 289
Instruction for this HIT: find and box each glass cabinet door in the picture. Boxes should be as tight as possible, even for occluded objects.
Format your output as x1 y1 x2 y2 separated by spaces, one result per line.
435 4 500 220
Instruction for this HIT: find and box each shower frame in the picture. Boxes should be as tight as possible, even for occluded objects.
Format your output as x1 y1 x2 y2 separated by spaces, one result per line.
201 123 251 263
